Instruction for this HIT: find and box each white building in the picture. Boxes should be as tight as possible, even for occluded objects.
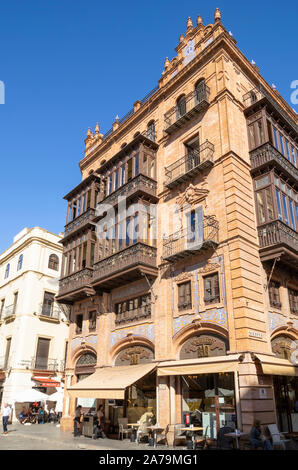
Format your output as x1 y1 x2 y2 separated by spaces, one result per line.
0 227 69 420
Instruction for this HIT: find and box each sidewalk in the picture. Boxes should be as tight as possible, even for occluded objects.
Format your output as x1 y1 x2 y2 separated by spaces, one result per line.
0 423 172 450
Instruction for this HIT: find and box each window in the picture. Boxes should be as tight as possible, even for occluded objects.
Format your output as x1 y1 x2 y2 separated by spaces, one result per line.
17 254 23 271
35 338 50 370
4 264 10 279
72 201 77 220
76 314 83 334
115 294 151 324
273 127 279 150
255 186 274 224
147 121 155 141
121 165 126 186
279 132 285 156
195 79 205 103
178 281 192 311
13 292 18 315
268 281 281 309
42 292 55 316
177 95 186 119
89 311 96 331
4 338 11 369
134 153 139 176
114 169 119 190
248 119 265 149
0 299 5 319
127 158 133 181
275 189 283 221
90 243 95 267
288 289 298 314
48 254 59 271
204 273 220 304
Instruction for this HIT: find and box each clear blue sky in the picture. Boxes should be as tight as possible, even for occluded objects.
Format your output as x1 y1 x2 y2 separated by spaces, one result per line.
0 0 297 253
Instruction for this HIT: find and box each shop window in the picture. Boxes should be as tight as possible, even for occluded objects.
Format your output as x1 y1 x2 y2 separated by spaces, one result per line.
289 289 298 314
204 273 220 304
268 281 281 309
178 281 192 311
48 254 59 271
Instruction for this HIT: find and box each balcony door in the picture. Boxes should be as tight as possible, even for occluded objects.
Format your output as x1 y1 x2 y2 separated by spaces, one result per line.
185 136 200 172
35 338 50 370
42 292 54 316
186 207 203 250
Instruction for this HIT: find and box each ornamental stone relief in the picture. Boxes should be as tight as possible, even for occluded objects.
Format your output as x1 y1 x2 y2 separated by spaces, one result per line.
271 335 297 360
180 334 227 359
176 183 209 209
115 346 154 366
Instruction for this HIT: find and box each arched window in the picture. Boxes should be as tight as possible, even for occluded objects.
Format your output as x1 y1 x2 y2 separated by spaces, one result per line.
194 79 206 103
17 254 23 271
147 121 155 141
4 264 10 279
121 142 127 149
176 95 186 119
134 131 140 138
48 254 59 271
76 353 97 366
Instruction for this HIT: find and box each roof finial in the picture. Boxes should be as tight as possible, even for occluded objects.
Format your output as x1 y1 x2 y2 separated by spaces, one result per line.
186 17 193 32
197 15 203 26
86 127 93 138
214 8 221 22
94 122 100 134
164 57 170 69
179 33 184 43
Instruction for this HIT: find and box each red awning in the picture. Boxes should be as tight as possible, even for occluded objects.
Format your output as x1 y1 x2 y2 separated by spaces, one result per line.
32 377 60 388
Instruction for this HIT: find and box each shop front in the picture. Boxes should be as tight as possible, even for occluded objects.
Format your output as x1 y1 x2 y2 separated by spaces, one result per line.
68 345 157 437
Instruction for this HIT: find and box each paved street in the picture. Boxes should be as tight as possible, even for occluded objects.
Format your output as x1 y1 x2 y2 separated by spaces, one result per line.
0 423 171 451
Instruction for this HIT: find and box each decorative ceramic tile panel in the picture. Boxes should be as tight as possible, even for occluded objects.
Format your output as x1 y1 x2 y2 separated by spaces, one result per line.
71 337 82 350
173 308 228 337
110 323 155 347
269 311 290 331
85 335 97 347
183 40 196 65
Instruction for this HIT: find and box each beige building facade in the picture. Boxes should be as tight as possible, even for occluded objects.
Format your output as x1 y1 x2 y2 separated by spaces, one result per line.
57 9 298 442
0 227 69 420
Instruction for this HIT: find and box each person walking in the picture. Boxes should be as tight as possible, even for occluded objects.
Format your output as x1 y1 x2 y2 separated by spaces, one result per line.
73 405 82 437
2 403 12 435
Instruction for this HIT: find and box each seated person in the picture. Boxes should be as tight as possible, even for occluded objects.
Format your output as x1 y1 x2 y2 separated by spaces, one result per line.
19 408 28 424
250 419 273 450
139 408 155 426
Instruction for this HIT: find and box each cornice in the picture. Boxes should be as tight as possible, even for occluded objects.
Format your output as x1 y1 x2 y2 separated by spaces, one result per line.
0 236 63 266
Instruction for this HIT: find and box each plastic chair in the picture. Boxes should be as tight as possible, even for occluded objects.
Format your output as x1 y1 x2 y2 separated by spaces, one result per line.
118 418 132 440
156 424 169 446
267 424 290 450
136 423 150 444
195 425 209 449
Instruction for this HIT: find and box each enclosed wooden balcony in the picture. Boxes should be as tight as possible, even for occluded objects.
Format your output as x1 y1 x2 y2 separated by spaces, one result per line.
92 242 157 290
164 84 210 135
98 174 158 210
163 216 219 262
164 140 214 189
250 142 298 184
57 268 96 303
64 208 96 239
258 220 298 269
243 85 298 135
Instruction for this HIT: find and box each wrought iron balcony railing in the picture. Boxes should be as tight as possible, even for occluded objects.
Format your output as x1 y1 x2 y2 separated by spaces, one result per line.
243 85 298 134
30 357 64 372
258 220 298 253
39 303 63 320
250 142 298 183
3 304 17 319
164 140 214 188
163 216 219 262
164 84 210 134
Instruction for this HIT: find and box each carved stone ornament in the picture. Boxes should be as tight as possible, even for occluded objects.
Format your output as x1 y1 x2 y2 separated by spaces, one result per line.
197 261 221 274
174 271 193 282
180 334 227 359
115 346 154 366
176 183 209 208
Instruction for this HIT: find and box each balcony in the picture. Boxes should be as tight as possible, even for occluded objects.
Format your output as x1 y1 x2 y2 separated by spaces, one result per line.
30 357 65 372
164 140 214 189
3 304 17 322
258 220 298 269
98 173 158 210
92 242 158 290
250 142 298 184
164 84 210 135
163 216 219 263
64 207 96 238
38 303 64 323
243 85 298 134
57 268 96 303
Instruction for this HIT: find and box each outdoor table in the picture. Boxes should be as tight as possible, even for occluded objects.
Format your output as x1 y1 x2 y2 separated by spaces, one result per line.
147 425 164 448
127 423 140 442
225 431 247 449
181 426 204 449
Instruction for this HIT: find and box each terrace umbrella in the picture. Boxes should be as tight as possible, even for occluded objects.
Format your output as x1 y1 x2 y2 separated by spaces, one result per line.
13 389 49 403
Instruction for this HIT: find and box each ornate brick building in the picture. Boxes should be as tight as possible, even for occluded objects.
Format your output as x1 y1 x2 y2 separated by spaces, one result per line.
57 9 298 441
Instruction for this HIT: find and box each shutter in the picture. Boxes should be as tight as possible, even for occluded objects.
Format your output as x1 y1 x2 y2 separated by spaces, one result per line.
35 338 50 369
185 282 191 305
213 274 219 299
178 283 185 307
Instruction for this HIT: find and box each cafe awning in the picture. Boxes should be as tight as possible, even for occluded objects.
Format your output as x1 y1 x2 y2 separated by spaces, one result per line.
68 363 157 399
157 354 241 376
32 377 61 387
253 354 298 377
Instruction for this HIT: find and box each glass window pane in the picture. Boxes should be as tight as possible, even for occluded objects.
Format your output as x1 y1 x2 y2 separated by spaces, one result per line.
279 132 285 155
289 199 296 230
273 127 279 149
282 194 289 225
275 189 282 221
